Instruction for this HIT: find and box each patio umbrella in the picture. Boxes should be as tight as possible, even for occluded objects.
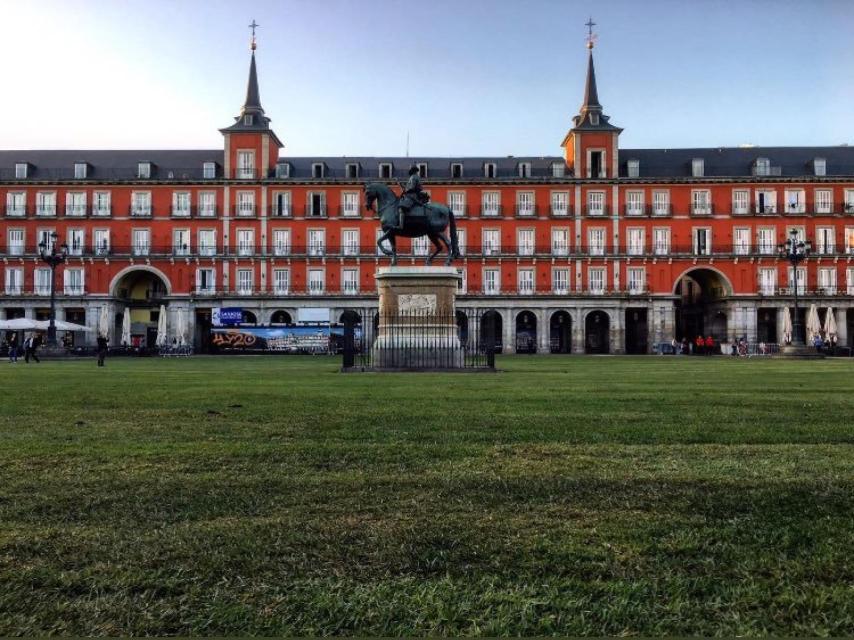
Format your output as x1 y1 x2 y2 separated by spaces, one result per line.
824 307 838 344
34 320 92 332
176 308 186 347
98 306 110 339
806 304 822 342
0 318 38 331
782 307 793 345
121 308 131 346
155 305 168 347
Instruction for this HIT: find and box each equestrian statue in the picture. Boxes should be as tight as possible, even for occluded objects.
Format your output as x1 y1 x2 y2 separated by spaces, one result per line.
365 165 460 265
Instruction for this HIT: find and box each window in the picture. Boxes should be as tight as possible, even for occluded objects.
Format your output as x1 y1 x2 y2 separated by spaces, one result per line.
131 192 151 217
7 229 24 256
203 162 216 179
517 229 534 256
518 269 534 294
378 163 392 179
516 191 534 216
65 192 86 217
815 189 832 214
137 162 151 179
588 267 605 294
457 268 467 294
627 159 640 178
693 228 711 255
552 268 569 294
272 191 291 217
74 163 87 179
691 158 704 177
172 192 190 217
198 229 216 256
846 189 854 214
271 229 290 256
345 163 359 179
14 163 27 179
376 228 388 256
589 150 604 178
551 191 569 216
845 228 854 255
94 229 110 256
236 269 253 295
5 266 23 294
308 269 324 294
173 229 190 256
243 115 253 126
237 229 255 256
756 189 777 214
785 189 805 214
626 228 644 255
759 268 776 295
63 268 84 295
757 228 775 255
484 163 496 178
308 192 326 217
482 229 500 256
308 229 325 256
417 162 428 178
236 151 255 179
6 192 26 216
35 268 52 295
36 192 56 216
551 162 565 178
92 191 111 216
275 162 290 178
586 191 604 216
37 229 55 252
341 192 360 217
517 162 531 178
691 190 711 215
652 190 670 216
456 228 466 255
198 192 216 217
448 192 466 216
625 191 644 216
818 267 836 294
196 268 215 294
236 192 255 216
732 189 749 215
272 269 289 295
627 267 645 294
848 268 854 295
814 157 827 177
816 227 835 255
342 268 359 294
451 162 463 178
787 266 806 294
67 229 84 256
311 163 325 179
653 228 670 255
588 227 605 256
481 191 500 217
733 228 750 255
483 268 499 294
551 228 569 256
342 229 359 256
412 236 429 256
754 157 770 176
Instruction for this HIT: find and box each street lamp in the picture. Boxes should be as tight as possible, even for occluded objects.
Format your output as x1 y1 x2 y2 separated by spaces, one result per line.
778 228 811 347
38 231 68 347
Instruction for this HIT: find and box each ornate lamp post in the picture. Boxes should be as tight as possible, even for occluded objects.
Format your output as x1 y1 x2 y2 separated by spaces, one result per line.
778 228 811 347
38 231 68 347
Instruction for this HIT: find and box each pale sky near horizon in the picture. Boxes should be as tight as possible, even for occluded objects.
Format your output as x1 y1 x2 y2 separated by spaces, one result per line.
0 0 852 155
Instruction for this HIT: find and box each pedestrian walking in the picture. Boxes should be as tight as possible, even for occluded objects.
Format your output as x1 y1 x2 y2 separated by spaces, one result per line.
97 335 108 367
7 333 18 363
705 335 714 355
24 334 41 363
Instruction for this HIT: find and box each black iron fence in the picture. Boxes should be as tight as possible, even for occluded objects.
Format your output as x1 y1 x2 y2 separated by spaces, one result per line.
341 308 495 370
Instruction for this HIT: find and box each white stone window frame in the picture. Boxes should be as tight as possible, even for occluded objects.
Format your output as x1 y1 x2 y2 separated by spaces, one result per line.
271 228 291 257
550 190 570 216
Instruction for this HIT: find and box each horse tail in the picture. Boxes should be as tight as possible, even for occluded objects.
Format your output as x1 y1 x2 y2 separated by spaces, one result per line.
448 206 460 258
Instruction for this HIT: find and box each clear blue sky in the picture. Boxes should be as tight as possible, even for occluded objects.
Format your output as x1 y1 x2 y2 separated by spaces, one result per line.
1 0 852 155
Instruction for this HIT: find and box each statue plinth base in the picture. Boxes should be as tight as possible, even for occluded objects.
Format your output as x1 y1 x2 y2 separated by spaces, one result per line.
372 266 464 369
781 343 826 359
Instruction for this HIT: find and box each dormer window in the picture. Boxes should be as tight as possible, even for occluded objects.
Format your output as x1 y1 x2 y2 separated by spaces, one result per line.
311 163 325 179
416 162 428 178
517 162 531 178
814 157 826 176
345 163 360 179
74 162 87 179
691 158 704 178
243 115 253 126
754 157 770 176
627 159 640 178
451 162 463 178
484 162 496 178
589 113 599 126
551 162 565 178
137 162 151 179
378 163 393 179
275 162 290 178
15 163 28 179
202 162 216 179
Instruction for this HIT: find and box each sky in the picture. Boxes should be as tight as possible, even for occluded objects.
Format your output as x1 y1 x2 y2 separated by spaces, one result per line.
1 0 853 156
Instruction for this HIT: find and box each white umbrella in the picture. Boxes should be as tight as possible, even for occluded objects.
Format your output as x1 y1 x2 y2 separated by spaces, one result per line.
782 307 793 345
155 305 168 347
121 308 131 346
806 304 821 342
176 308 186 347
98 306 110 339
824 307 838 344
33 320 92 332
0 318 38 331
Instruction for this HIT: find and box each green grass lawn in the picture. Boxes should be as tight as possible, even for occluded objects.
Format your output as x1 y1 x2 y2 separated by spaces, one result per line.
1 355 853 635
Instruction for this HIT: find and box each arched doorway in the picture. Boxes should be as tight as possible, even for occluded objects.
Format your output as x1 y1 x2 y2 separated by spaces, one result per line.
481 310 503 353
585 310 610 354
673 268 733 341
456 310 469 344
625 308 648 354
710 311 728 343
550 311 572 354
112 268 171 348
271 310 293 324
339 310 361 325
515 311 537 354
757 308 777 343
242 310 257 325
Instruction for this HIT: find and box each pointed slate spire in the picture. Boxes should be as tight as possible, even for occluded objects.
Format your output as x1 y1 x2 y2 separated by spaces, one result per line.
569 19 620 132
581 50 601 112
241 50 264 117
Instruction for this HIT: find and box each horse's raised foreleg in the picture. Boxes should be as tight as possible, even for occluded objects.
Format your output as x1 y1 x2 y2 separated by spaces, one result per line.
427 234 443 265
377 229 394 257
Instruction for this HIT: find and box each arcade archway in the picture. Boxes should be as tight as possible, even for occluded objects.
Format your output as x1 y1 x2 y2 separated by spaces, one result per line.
481 310 503 353
112 268 171 348
585 310 610 354
673 268 733 341
271 310 293 324
550 311 572 353
515 311 537 353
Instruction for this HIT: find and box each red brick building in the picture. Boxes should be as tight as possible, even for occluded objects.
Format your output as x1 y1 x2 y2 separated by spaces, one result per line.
3 38 854 353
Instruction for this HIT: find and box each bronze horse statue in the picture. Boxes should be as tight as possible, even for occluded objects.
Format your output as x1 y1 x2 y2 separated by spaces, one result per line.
365 182 460 265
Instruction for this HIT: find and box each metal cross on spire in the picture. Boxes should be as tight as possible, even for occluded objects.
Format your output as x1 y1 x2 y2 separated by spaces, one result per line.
249 19 259 50
585 17 597 50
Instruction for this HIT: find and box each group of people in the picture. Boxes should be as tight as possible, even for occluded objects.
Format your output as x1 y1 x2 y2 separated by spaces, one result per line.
5 333 42 363
669 335 717 355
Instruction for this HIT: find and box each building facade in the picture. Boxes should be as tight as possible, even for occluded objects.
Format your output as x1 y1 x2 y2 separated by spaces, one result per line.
3 38 854 354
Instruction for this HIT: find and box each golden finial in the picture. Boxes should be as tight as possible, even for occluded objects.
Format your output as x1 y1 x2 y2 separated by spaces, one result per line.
249 19 259 51
585 17 597 50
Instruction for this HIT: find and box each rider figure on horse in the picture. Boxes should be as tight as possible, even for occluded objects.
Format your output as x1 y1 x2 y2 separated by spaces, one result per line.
395 164 426 229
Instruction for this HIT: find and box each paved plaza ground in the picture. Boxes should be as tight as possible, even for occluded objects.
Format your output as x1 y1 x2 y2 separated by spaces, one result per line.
1 355 853 635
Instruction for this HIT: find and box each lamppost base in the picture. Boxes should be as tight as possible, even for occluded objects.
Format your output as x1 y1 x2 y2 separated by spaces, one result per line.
781 343 825 359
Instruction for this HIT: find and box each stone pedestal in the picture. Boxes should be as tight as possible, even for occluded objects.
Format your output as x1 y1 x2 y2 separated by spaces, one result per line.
372 266 463 369
781 343 826 359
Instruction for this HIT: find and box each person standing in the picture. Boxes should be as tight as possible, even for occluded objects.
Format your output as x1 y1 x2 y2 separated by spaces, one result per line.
24 334 41 363
7 333 18 363
694 335 704 356
705 335 714 355
97 335 108 367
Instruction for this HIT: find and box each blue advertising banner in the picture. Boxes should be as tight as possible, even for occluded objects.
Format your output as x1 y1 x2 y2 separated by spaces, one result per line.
211 325 361 353
213 307 243 326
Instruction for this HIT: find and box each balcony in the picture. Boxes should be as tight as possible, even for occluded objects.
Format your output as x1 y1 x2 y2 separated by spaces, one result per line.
481 244 501 257
131 244 151 257
339 206 361 218
550 205 570 217
35 205 57 217
171 206 192 218
690 203 713 216
193 286 218 296
731 205 750 216
91 205 112 217
342 283 359 295
4 206 27 217
304 204 327 218
624 203 647 217
129 205 152 218
235 205 256 218
307 243 326 257
551 244 570 257
515 204 537 218
63 285 86 296
651 203 672 217
269 205 291 218
235 168 258 180
197 205 217 218
480 204 502 218
172 244 191 257
753 204 777 215
4 285 22 295
65 204 87 217
584 204 607 217
449 205 468 218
